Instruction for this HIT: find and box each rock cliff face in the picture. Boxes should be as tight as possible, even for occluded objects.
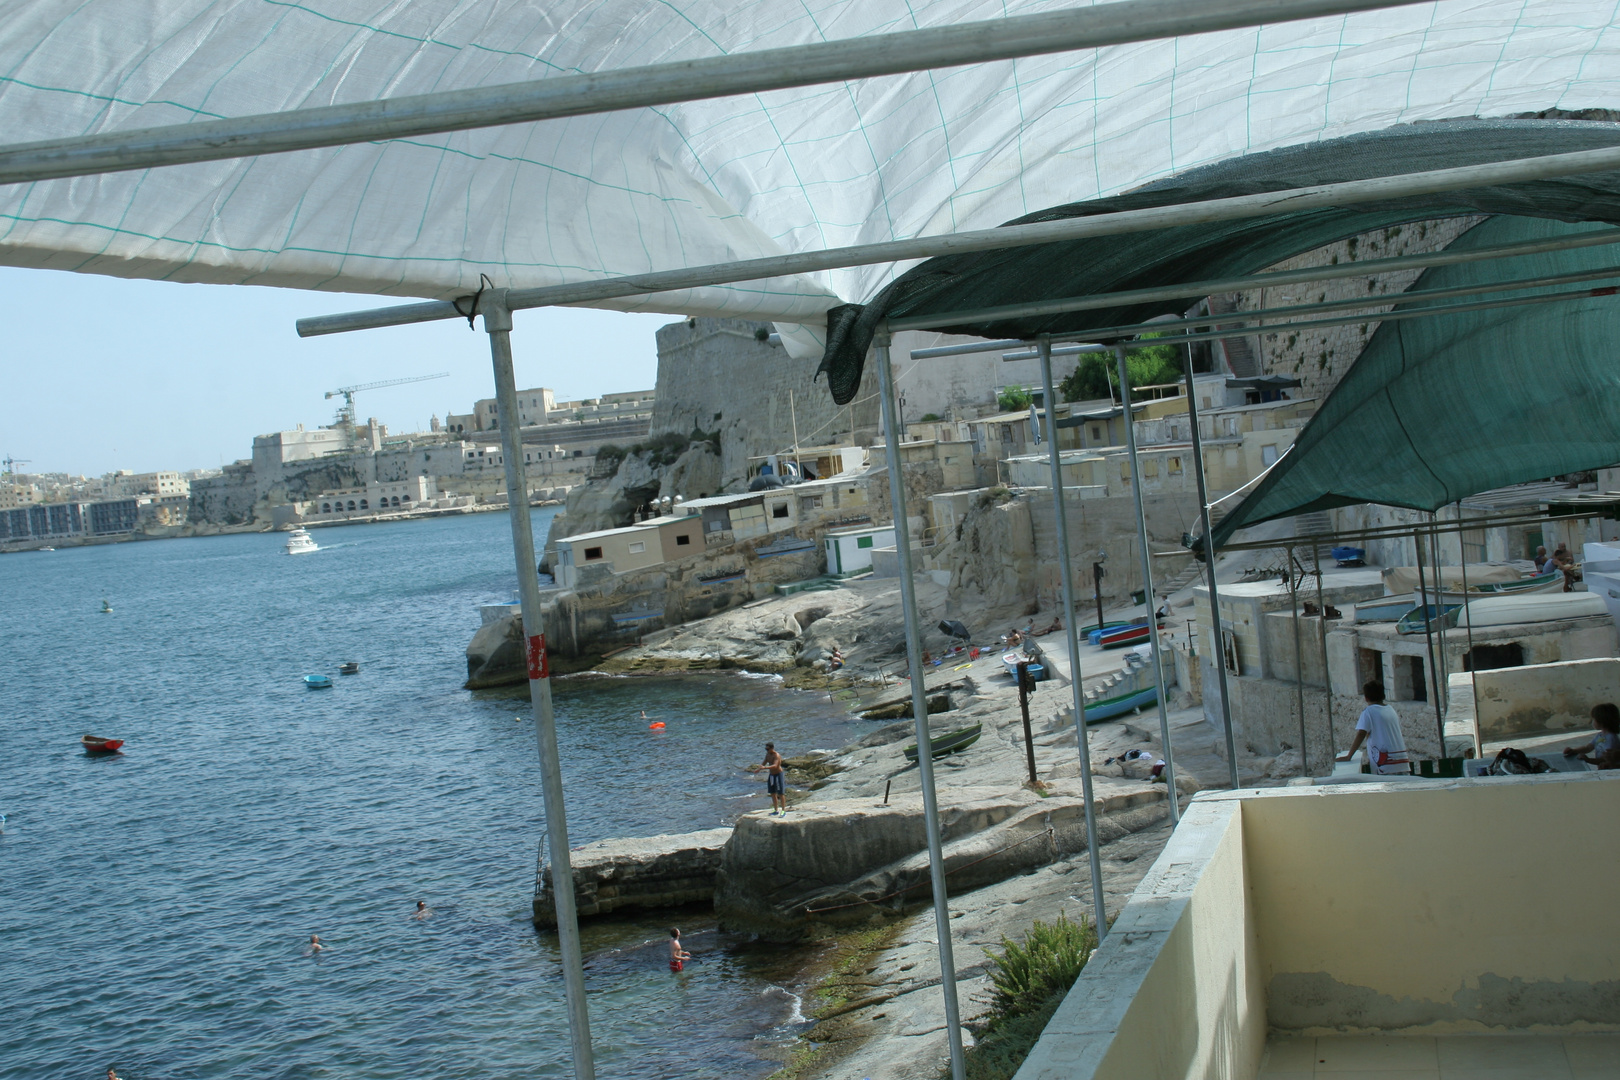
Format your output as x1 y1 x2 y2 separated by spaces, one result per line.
533 827 732 926
465 613 525 689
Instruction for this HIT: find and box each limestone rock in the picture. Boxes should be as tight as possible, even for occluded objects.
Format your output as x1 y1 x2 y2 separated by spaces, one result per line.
533 827 732 926
465 611 526 689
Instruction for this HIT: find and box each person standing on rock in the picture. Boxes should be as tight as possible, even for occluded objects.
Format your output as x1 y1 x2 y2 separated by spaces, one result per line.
758 742 787 816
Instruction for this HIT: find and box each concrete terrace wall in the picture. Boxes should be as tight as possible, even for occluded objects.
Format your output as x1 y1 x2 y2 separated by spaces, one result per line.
1245 775 1620 1033
1016 775 1620 1079
1473 656 1620 742
1014 792 1265 1080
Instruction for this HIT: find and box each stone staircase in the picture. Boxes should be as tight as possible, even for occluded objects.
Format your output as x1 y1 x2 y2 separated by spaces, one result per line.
1208 294 1261 377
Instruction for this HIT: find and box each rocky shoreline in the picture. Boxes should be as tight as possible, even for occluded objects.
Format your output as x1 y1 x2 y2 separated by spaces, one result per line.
524 570 1307 1077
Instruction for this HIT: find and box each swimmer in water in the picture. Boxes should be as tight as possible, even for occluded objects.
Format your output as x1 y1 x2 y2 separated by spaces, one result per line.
669 927 691 973
107 1069 121 1080
412 900 433 920
308 934 324 954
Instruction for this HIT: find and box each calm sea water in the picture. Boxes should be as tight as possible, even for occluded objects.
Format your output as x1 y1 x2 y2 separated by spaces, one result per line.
0 512 859 1080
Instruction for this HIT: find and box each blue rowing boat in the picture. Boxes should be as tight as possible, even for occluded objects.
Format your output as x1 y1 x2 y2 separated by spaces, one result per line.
304 674 333 689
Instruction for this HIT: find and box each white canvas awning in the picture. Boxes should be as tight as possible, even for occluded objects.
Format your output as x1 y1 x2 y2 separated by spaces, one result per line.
3 1 1617 356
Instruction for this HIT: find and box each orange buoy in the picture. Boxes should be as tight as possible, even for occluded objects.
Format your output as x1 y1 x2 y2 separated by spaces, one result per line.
649 721 666 730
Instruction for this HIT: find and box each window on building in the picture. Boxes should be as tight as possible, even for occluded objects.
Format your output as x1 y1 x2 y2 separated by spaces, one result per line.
772 503 789 519
1223 417 1239 436
322 503 331 513
1090 424 1103 441
707 519 724 532
360 499 368 509
628 541 646 554
801 495 823 511
391 496 400 507
1168 456 1183 475
1143 459 1159 478
1260 444 1279 466
676 534 691 546
857 535 874 549
584 546 604 561
347 501 356 511
1119 462 1131 482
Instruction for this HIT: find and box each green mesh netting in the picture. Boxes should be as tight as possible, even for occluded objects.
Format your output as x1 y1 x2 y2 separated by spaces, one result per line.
1210 216 1620 545
816 120 1620 403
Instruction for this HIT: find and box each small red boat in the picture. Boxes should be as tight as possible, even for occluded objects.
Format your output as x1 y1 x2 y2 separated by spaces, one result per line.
81 735 124 754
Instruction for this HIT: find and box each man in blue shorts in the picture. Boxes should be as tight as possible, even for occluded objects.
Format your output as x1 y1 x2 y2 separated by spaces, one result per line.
761 742 787 816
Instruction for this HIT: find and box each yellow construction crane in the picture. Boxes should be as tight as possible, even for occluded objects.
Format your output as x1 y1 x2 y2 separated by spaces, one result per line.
325 373 449 446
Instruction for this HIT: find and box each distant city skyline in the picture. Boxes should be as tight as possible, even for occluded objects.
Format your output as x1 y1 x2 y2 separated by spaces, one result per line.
1 266 674 478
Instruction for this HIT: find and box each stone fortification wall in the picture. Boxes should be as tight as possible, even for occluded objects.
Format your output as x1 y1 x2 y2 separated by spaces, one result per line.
651 318 881 489
189 465 258 526
1225 216 1485 403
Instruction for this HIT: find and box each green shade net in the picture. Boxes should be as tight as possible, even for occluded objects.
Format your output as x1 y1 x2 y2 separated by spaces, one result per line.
817 119 1620 403
1209 215 1620 545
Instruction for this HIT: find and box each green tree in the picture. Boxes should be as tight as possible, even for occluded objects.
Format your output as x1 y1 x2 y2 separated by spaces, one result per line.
997 385 1033 411
1059 334 1187 403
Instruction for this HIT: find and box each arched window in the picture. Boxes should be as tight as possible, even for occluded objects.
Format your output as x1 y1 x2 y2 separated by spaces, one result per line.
322 503 331 513
347 500 356 511
391 496 400 507
359 499 369 510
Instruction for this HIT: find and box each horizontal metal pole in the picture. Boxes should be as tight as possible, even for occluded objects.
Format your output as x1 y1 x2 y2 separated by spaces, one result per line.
886 227 1620 332
1000 279 1620 358
1213 506 1615 554
908 338 1029 359
300 145 1620 338
995 262 1620 347
2 0 1416 188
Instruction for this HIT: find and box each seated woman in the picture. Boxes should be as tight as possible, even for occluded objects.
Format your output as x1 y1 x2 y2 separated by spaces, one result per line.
1564 702 1620 767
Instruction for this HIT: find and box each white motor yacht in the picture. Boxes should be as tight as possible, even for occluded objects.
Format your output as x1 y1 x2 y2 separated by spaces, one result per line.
285 527 318 555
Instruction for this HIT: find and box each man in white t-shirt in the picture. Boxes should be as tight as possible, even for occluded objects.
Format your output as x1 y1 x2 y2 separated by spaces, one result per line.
1336 680 1411 775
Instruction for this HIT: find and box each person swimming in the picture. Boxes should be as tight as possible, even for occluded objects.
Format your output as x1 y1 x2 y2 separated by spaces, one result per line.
308 934 324 955
412 900 433 920
668 927 691 972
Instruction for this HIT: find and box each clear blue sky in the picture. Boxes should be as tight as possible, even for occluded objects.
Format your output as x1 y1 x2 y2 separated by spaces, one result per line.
0 266 676 478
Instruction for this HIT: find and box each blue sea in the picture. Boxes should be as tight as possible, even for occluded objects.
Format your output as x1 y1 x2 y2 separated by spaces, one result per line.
0 512 860 1079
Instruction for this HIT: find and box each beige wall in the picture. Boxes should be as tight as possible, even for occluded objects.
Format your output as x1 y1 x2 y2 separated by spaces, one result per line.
656 516 704 562
1473 657 1620 743
1244 775 1620 1033
1015 796 1265 1080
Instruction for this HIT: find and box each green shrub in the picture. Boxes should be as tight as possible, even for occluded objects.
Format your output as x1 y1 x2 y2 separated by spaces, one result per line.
986 913 1097 1019
962 995 1064 1080
997 386 1033 411
919 412 942 422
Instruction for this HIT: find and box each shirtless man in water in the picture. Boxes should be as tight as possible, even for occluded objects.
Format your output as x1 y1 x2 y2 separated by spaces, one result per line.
308 934 324 955
759 742 786 816
669 927 692 972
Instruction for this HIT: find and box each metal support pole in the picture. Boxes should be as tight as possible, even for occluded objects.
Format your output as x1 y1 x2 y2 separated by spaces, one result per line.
1017 662 1039 787
481 291 595 1080
1112 345 1179 821
1182 356 1240 788
1457 504 1481 759
1286 546 1309 775
1312 543 1337 759
874 328 967 1080
1413 527 1445 754
1428 513 1450 718
1036 338 1110 934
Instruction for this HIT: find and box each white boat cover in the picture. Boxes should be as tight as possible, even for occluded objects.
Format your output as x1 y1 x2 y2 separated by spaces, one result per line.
1458 591 1609 628
3 2 1618 355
